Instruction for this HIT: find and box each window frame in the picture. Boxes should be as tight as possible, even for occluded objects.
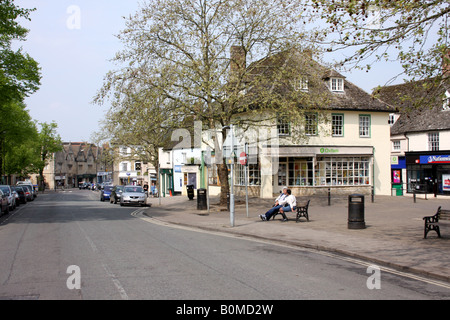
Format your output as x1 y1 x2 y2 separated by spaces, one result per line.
330 78 344 92
331 113 344 137
428 132 439 151
277 117 290 136
305 112 318 136
359 114 371 138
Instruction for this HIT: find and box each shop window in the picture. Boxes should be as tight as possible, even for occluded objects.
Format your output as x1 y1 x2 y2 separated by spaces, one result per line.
288 160 313 186
315 157 371 186
236 162 261 186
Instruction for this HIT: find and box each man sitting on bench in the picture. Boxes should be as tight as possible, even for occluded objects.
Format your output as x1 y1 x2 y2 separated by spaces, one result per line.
259 187 288 221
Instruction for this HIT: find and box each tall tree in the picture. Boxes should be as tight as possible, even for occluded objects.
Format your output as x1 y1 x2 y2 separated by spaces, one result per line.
34 122 62 190
0 0 41 104
95 0 328 204
0 100 38 180
312 0 450 97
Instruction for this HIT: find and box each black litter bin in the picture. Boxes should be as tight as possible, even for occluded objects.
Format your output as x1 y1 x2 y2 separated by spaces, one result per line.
348 194 365 229
187 185 194 200
197 188 207 210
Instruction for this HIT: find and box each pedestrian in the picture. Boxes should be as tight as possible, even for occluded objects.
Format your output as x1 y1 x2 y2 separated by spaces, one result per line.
259 187 288 221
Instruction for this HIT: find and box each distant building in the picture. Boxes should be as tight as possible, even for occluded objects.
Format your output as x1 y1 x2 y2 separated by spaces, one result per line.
42 142 111 189
112 146 157 187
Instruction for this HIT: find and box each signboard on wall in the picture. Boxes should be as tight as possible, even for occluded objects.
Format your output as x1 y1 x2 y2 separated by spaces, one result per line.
443 174 450 191
420 155 450 164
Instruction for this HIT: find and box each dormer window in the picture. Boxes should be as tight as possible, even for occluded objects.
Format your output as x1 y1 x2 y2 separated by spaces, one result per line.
294 77 309 92
331 78 344 92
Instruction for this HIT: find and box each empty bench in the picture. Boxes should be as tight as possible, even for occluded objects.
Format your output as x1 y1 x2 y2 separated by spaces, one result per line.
423 206 450 239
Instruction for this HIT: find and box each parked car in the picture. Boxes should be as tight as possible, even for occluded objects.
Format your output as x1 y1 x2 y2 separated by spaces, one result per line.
110 185 124 204
100 185 113 201
13 186 27 204
21 184 34 202
11 187 20 207
120 185 147 207
0 189 9 215
79 182 90 189
0 185 16 211
17 181 36 198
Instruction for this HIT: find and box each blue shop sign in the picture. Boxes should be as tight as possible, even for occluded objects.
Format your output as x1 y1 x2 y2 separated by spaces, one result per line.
420 155 450 164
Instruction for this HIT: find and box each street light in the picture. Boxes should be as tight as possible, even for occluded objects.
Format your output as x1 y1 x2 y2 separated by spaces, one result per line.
223 125 235 227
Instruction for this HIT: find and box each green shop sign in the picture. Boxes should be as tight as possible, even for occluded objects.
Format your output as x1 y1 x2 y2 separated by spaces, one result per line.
320 148 339 154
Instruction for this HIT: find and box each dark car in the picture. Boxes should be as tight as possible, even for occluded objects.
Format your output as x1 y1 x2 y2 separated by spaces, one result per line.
0 189 9 215
109 185 124 204
13 186 27 204
79 182 90 190
21 185 34 202
100 185 113 201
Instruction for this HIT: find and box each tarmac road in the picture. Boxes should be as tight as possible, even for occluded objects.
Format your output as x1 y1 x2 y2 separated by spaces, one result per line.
0 189 449 300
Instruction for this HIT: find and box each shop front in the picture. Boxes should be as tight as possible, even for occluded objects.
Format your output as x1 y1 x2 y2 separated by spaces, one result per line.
391 155 406 196
262 145 376 196
405 151 450 195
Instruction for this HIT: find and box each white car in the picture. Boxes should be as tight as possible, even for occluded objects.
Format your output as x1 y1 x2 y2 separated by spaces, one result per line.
0 185 16 211
120 185 146 207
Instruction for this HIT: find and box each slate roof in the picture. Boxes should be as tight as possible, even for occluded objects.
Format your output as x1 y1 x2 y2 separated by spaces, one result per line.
245 49 391 113
375 78 450 135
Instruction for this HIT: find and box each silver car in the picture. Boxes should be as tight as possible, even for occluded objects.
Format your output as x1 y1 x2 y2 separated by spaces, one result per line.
0 185 16 211
0 189 9 215
120 185 146 207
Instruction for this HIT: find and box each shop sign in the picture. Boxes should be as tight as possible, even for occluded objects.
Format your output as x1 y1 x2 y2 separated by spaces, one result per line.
391 156 399 165
443 174 450 191
420 155 450 164
320 147 339 154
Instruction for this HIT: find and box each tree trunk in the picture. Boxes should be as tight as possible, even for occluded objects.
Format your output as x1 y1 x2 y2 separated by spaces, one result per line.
217 162 229 206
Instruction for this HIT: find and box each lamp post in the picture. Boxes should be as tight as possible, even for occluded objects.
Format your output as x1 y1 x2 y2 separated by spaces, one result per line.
223 125 235 227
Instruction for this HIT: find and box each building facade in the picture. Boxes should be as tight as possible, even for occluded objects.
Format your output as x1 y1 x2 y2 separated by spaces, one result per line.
378 78 450 196
160 49 393 198
42 142 110 189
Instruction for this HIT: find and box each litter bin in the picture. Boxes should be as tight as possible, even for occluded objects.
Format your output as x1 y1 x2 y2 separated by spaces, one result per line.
186 185 194 200
197 188 207 210
348 194 365 229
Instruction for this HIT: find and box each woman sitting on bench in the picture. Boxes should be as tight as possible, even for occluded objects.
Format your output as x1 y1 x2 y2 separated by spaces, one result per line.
278 189 297 221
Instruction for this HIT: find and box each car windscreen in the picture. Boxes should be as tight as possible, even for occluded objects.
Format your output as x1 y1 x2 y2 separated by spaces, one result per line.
124 187 144 193
0 186 10 195
104 186 113 191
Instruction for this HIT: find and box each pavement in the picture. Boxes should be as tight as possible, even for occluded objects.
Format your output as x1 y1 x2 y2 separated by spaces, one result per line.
142 192 450 284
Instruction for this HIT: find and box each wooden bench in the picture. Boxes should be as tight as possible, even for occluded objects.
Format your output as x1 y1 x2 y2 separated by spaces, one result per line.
423 206 450 239
272 200 310 223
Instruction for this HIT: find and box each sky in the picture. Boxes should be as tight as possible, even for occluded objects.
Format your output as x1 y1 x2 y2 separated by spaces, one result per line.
14 0 404 143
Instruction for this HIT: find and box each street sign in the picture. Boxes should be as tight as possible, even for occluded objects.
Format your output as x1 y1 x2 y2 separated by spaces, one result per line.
239 152 248 166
